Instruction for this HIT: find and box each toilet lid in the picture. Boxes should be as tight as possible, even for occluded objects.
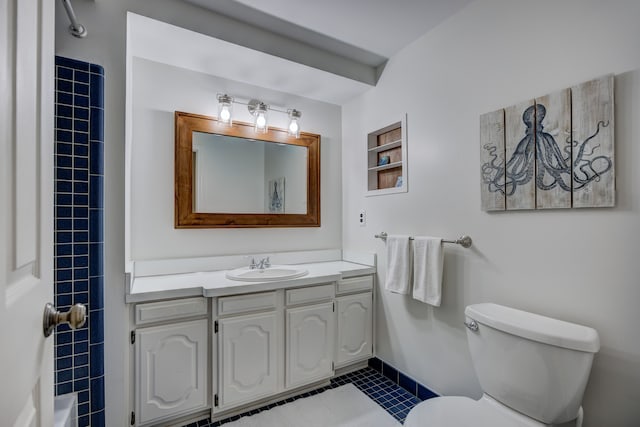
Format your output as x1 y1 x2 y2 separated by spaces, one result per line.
404 396 545 427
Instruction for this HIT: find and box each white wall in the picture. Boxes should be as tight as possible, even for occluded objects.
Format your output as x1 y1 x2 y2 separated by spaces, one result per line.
131 58 341 261
342 1 640 426
55 4 342 425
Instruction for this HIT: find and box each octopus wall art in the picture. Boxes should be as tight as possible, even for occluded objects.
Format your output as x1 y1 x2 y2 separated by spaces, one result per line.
267 177 285 213
479 75 614 211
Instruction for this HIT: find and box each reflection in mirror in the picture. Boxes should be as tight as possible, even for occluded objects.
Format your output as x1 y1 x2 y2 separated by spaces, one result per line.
192 132 308 214
175 111 320 228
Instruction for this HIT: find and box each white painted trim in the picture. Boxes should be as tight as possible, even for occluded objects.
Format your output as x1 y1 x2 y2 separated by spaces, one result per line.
125 12 134 273
365 113 408 196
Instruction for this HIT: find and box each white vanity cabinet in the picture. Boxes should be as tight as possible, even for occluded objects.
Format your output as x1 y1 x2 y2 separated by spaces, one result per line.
215 291 281 411
335 276 374 367
285 285 335 389
129 269 375 425
133 298 209 427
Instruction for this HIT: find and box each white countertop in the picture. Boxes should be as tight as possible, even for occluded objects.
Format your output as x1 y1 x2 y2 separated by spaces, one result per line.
126 261 375 303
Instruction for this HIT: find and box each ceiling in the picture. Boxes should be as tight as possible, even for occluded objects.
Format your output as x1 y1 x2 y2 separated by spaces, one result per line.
129 1 473 105
184 0 473 75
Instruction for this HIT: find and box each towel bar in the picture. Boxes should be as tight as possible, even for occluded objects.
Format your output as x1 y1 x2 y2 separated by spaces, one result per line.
374 231 472 248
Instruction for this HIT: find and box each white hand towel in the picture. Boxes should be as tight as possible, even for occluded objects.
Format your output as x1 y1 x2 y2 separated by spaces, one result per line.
384 235 412 294
412 236 444 306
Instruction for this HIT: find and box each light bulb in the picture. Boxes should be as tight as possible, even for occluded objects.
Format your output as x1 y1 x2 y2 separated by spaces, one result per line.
217 94 233 125
220 107 231 122
287 109 301 138
249 100 268 133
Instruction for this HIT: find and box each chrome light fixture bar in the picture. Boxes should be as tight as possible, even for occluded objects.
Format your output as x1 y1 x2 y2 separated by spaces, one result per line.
216 94 303 138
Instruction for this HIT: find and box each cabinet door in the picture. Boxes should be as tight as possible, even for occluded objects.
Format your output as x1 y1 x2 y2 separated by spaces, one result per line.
336 292 373 366
219 312 279 409
286 302 335 389
136 319 208 426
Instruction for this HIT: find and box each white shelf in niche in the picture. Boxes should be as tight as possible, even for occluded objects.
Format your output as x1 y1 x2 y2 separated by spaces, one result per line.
367 161 403 172
366 114 407 197
367 139 402 153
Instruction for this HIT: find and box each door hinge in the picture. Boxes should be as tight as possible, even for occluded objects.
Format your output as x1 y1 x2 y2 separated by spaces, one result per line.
214 320 218 334
130 411 135 425
214 394 219 407
130 330 135 344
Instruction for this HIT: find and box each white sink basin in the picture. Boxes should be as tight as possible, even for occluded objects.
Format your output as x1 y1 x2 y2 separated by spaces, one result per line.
225 265 308 282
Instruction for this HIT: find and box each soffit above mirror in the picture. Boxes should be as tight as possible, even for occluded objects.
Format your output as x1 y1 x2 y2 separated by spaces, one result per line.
127 12 373 104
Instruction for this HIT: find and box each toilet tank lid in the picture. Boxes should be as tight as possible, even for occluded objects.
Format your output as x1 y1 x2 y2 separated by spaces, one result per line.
465 303 600 353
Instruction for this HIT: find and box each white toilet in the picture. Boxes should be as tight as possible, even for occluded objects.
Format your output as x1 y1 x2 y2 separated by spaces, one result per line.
404 303 600 427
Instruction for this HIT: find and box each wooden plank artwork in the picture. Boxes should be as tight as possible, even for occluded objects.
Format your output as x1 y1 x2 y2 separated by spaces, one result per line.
505 99 536 210
479 74 615 211
535 89 572 209
571 75 615 207
479 109 506 211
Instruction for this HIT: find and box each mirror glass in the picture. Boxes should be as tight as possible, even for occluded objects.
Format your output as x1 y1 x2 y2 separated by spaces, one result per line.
192 132 308 214
175 111 320 228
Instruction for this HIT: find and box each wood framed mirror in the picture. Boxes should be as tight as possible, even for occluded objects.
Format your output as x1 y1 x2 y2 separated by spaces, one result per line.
175 111 320 228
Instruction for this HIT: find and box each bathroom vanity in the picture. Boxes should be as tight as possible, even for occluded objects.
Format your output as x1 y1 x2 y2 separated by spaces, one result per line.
126 260 375 427
123 110 372 426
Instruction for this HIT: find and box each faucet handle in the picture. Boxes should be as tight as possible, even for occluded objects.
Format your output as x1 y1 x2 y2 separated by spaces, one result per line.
264 256 271 268
247 256 257 269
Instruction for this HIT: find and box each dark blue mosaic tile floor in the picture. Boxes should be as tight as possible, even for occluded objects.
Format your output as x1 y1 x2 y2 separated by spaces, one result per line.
185 367 422 427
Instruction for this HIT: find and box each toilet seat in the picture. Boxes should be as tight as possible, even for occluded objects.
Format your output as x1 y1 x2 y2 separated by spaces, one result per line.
404 395 548 427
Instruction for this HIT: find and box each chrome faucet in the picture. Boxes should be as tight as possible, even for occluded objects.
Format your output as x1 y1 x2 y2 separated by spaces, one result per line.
249 256 270 269
257 256 271 269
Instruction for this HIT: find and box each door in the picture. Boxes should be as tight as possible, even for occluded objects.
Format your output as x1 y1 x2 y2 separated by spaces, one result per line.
0 0 55 425
218 312 279 409
135 319 208 426
336 292 373 366
285 302 334 389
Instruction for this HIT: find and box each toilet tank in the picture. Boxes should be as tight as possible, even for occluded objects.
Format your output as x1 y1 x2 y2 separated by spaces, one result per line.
465 303 599 425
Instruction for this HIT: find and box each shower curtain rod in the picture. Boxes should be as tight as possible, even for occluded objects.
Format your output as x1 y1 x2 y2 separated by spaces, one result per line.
61 0 87 38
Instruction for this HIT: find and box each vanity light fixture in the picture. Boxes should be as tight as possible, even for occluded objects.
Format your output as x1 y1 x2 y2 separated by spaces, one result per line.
216 94 303 138
217 94 233 125
287 109 301 138
248 99 269 133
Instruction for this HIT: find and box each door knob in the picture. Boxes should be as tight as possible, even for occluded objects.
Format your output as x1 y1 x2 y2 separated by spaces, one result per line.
43 303 87 337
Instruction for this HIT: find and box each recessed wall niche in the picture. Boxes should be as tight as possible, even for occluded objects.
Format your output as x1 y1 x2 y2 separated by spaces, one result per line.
366 115 408 196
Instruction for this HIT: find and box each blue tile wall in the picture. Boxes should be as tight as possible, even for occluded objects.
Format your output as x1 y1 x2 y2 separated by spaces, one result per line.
54 56 105 427
368 357 439 400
